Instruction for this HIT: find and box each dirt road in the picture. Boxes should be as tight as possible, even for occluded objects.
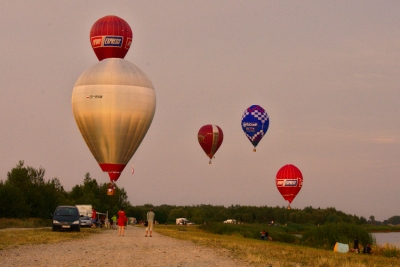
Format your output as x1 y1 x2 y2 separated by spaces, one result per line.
0 226 254 267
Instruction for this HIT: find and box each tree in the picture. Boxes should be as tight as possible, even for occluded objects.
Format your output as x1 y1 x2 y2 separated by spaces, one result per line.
387 216 400 225
369 215 375 225
6 161 48 218
0 182 29 218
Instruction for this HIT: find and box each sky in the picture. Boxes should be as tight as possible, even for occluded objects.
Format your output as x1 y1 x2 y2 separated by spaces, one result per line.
1 1 399 222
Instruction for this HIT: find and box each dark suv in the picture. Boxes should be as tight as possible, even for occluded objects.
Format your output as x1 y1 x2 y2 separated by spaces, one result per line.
52 206 81 232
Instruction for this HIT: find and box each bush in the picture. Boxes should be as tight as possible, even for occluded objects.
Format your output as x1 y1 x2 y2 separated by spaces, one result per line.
300 223 373 250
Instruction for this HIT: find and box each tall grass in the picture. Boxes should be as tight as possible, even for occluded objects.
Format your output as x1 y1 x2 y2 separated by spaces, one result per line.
374 243 400 258
0 218 50 229
300 223 373 250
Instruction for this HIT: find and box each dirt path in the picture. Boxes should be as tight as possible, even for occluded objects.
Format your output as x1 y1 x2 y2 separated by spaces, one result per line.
0 226 254 267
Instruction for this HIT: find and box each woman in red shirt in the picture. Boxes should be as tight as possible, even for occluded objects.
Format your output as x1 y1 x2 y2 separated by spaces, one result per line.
117 207 126 236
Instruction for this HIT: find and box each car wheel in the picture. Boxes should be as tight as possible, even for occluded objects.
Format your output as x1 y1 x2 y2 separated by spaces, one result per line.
52 226 56 232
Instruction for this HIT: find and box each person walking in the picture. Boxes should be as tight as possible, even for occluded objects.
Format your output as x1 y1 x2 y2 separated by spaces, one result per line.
145 208 155 237
111 215 117 230
117 207 126 236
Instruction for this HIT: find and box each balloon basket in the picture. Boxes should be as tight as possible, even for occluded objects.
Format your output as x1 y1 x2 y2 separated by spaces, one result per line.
107 188 115 196
107 183 116 196
209 160 212 164
253 148 256 152
287 205 291 210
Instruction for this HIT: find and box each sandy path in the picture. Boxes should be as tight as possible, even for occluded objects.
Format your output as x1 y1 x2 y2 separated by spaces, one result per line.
0 226 254 267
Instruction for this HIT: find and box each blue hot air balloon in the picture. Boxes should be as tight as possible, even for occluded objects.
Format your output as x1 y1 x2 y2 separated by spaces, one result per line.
241 105 269 151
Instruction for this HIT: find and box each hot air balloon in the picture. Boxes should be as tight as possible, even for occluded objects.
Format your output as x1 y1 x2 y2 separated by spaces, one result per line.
90 15 133 61
276 164 303 209
72 58 156 186
241 105 269 151
198 125 223 164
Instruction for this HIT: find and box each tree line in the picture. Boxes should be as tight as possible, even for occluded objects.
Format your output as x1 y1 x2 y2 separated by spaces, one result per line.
0 161 129 219
1 161 397 225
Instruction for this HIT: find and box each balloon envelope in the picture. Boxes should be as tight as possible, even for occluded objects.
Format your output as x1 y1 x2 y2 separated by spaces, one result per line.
90 15 133 61
276 164 303 204
198 125 223 163
241 105 269 151
72 58 156 182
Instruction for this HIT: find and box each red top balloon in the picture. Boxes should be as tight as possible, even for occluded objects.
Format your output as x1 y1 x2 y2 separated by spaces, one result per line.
276 164 303 208
198 125 223 164
90 15 133 61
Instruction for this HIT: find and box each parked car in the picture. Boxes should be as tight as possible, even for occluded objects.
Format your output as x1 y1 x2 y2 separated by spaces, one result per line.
79 216 92 228
52 206 81 232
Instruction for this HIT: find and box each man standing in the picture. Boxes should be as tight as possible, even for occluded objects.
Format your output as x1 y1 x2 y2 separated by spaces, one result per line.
91 208 97 228
353 237 359 253
145 208 155 237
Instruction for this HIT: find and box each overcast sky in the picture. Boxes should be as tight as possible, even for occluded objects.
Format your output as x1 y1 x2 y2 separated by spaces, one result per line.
1 1 399 221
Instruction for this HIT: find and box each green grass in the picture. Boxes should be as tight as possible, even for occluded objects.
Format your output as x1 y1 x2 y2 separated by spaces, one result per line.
200 222 303 243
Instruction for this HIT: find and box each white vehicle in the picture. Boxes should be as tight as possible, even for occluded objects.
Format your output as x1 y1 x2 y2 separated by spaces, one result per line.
76 204 92 217
176 218 190 225
223 219 236 224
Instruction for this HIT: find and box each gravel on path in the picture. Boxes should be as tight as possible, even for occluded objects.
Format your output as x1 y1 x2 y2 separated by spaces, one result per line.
0 226 255 267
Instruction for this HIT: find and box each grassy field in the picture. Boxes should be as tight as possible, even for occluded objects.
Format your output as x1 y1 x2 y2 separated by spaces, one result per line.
0 228 101 250
0 218 51 229
154 225 400 267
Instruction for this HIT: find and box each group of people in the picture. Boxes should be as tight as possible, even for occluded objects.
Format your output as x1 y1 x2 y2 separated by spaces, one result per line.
260 229 273 241
91 208 113 228
352 237 372 254
116 207 155 237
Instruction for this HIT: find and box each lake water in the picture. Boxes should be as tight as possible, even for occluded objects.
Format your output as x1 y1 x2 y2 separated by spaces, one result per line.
372 232 400 248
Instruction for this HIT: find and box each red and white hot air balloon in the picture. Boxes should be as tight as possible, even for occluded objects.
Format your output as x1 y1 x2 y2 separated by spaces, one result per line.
90 15 133 61
72 58 156 185
275 164 303 209
197 124 223 164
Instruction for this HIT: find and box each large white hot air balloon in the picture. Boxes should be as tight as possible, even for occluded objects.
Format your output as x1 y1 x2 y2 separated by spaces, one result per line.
72 58 156 184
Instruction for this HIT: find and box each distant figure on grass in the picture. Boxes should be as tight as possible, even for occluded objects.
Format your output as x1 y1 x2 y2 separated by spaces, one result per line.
363 244 372 254
260 230 266 240
352 237 359 253
118 207 127 236
91 208 97 228
145 208 155 237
